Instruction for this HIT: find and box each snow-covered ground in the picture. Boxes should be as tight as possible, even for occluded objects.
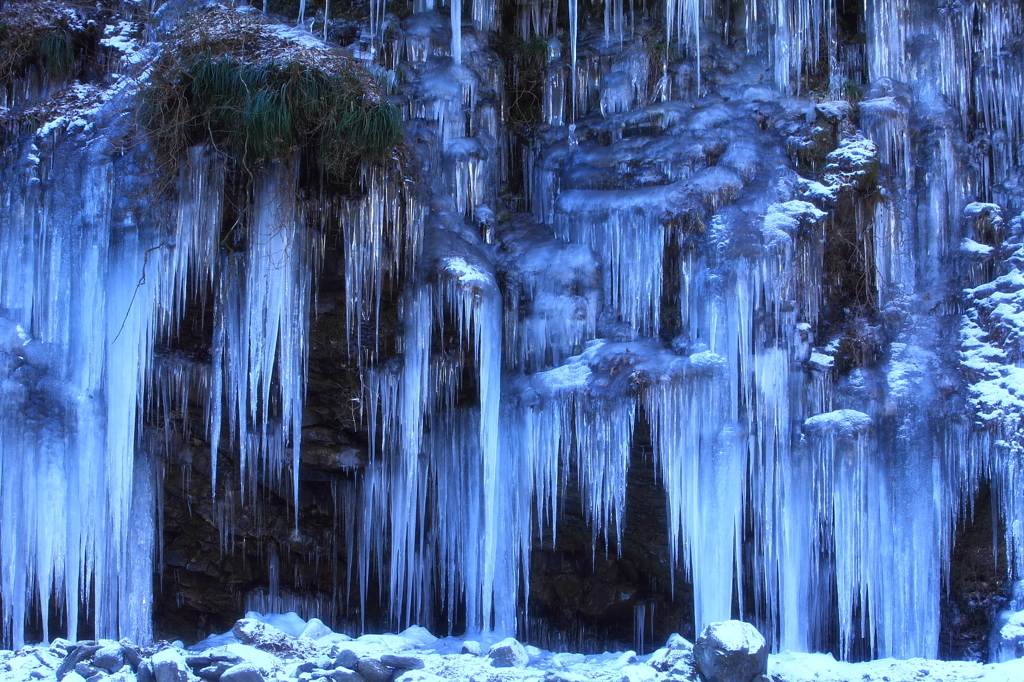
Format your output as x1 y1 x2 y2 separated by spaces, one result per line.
2 613 1023 682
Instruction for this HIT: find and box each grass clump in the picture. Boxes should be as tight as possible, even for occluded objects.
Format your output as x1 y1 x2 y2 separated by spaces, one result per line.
493 32 549 132
142 8 402 182
0 2 82 85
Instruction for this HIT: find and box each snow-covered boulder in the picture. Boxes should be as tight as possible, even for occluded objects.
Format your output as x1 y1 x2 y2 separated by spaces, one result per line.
220 663 265 682
666 633 693 651
692 621 768 682
56 643 103 681
300 618 333 640
488 637 529 668
620 663 658 682
232 618 299 653
92 644 125 673
991 609 1024 662
399 626 437 647
152 648 197 682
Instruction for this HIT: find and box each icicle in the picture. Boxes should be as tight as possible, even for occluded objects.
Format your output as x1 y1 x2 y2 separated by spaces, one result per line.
0 132 160 645
568 0 578 116
645 367 744 633
213 165 313 508
452 0 463 65
555 189 667 337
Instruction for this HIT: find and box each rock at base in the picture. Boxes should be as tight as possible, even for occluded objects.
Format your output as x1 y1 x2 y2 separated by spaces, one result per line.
380 654 424 670
219 663 265 682
692 621 768 682
301 618 334 640
334 650 359 671
488 638 529 668
152 648 195 682
356 657 393 682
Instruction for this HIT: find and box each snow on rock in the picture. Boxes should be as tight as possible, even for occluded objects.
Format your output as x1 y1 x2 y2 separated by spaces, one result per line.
619 663 658 682
991 610 1024 662
247 611 309 638
300 618 333 640
232 619 296 649
399 627 437 648
488 638 529 668
769 652 1024 682
219 663 265 682
692 621 768 682
151 647 195 682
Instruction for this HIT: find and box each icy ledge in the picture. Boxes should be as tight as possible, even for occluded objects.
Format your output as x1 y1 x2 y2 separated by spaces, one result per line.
1 614 1022 682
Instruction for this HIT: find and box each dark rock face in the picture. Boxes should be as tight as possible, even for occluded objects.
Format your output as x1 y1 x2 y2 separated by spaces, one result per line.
939 484 1008 662
526 425 694 653
151 266 379 643
692 622 768 682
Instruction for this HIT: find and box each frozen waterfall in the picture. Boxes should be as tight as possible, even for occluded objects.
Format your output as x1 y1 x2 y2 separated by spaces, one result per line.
1 0 1024 664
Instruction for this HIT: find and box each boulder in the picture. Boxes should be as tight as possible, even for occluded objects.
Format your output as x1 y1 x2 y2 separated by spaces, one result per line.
219 664 265 682
301 618 333 640
137 662 155 682
334 650 360 671
666 634 693 651
356 657 393 682
615 651 638 666
646 647 689 673
991 609 1024 662
460 641 481 656
232 619 292 650
75 662 101 679
380 655 424 670
393 672 444 682
619 664 658 682
692 621 768 682
152 648 195 682
91 645 124 673
487 638 529 668
398 626 437 647
197 662 235 680
57 644 103 681
122 645 144 672
328 669 366 682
